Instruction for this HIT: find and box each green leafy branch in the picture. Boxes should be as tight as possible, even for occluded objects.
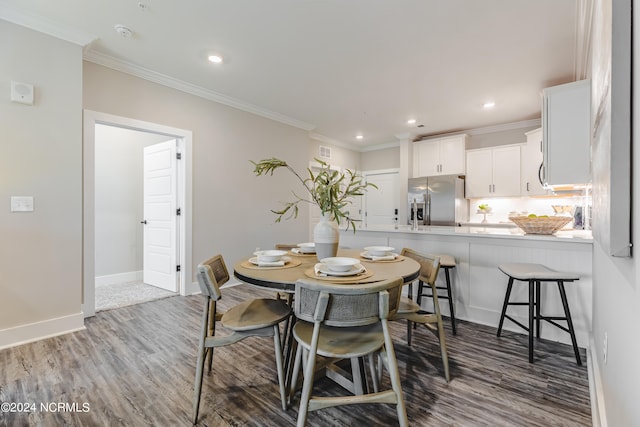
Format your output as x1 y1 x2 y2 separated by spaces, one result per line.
251 157 377 232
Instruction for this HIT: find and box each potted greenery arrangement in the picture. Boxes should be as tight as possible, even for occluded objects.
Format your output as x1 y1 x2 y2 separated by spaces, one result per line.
251 157 377 260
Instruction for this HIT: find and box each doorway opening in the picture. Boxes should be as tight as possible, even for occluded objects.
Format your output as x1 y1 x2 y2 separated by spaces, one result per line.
83 110 193 317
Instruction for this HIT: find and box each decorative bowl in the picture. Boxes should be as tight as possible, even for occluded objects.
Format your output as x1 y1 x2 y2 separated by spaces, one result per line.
509 216 572 235
255 249 287 262
364 246 395 256
320 257 360 272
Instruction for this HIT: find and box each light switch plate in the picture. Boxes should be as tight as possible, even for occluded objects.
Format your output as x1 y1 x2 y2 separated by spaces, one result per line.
11 196 34 212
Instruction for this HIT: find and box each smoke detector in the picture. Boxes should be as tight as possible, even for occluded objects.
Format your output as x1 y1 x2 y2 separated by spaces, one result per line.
114 24 134 38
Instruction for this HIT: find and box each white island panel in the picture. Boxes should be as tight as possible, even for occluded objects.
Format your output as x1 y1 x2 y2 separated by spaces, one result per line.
342 226 593 347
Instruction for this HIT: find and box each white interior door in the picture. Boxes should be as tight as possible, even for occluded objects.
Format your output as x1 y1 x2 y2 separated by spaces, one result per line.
364 171 400 226
143 140 178 292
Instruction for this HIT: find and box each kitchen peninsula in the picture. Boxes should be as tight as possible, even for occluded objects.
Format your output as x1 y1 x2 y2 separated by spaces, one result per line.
340 225 593 348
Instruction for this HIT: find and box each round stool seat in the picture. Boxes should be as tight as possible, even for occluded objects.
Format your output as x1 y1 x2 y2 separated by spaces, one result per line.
498 263 579 281
439 254 456 268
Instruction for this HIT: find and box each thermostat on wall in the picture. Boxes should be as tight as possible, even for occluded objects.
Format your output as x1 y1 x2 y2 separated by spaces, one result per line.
11 81 34 105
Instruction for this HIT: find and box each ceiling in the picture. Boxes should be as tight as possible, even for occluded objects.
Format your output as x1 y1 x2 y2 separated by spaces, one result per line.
0 0 584 150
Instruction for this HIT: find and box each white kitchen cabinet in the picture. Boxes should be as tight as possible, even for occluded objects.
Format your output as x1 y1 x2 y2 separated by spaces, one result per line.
413 134 468 177
542 80 591 185
521 128 548 196
465 145 521 198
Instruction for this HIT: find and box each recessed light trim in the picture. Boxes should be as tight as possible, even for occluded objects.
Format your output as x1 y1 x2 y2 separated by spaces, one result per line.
208 54 223 64
356 135 363 140
407 119 416 125
114 24 134 38
483 101 496 109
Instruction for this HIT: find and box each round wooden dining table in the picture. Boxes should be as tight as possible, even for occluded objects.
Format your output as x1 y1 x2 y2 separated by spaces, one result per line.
233 247 420 397
233 248 420 292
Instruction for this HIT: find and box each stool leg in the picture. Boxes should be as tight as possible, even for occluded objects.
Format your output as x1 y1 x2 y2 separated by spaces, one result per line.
535 280 541 339
557 281 582 365
497 277 514 337
444 267 456 335
528 279 535 363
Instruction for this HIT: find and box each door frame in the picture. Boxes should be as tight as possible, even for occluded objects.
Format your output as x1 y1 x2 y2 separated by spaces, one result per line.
83 110 193 317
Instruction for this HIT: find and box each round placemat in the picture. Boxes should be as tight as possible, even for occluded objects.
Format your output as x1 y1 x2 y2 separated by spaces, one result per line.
240 258 302 270
303 268 376 283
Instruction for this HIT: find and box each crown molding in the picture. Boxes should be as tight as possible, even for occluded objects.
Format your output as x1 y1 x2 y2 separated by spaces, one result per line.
0 4 96 46
83 50 316 132
359 141 400 152
308 132 358 150
465 118 541 136
415 119 541 141
309 132 403 153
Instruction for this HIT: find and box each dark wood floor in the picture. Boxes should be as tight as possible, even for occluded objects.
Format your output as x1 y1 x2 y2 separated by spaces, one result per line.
0 284 591 427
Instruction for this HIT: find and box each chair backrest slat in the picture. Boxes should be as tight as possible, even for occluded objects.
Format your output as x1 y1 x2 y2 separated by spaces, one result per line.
295 278 403 327
197 255 229 300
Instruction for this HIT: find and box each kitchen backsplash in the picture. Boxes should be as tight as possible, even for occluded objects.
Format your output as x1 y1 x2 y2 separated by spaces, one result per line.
469 192 592 229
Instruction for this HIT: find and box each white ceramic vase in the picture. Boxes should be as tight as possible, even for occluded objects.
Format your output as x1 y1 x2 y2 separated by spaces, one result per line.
314 213 339 261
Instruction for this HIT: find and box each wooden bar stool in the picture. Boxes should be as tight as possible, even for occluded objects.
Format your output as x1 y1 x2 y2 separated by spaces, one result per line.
496 263 581 365
416 254 457 335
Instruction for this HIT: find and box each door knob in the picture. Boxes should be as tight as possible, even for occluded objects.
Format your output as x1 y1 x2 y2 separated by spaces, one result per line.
140 220 147 224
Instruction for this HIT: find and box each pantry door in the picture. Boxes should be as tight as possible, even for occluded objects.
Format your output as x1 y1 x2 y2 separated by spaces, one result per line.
364 171 400 226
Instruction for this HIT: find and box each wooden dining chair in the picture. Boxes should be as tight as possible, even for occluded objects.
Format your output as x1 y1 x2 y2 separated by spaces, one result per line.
289 277 408 427
192 254 292 424
395 248 450 382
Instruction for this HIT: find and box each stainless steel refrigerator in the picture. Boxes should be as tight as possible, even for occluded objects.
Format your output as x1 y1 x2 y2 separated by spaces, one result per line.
408 175 468 226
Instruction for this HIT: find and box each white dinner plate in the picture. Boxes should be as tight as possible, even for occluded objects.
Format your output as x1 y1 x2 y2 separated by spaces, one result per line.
315 263 366 276
360 251 399 260
249 256 291 266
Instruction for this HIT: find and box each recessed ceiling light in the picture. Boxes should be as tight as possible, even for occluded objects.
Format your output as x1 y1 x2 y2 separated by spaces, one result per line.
208 54 223 64
114 24 134 38
407 119 416 125
483 101 496 109
356 135 363 140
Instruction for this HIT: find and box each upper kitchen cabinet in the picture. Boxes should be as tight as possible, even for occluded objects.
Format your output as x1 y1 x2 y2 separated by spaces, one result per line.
413 134 468 177
521 128 548 196
542 80 591 185
466 145 521 198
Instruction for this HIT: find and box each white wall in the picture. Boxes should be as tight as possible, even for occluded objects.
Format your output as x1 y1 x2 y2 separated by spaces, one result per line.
308 137 361 171
0 21 84 345
589 0 640 425
83 62 310 281
94 124 170 278
361 147 400 171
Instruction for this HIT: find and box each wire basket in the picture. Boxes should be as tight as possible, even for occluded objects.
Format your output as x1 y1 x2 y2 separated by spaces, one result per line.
509 216 572 235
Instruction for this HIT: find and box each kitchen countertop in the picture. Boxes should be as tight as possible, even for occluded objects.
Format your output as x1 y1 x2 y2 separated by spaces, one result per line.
348 224 593 243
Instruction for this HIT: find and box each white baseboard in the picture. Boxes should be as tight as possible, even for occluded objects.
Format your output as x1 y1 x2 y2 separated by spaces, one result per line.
0 312 85 351
95 270 143 286
187 280 201 295
588 336 607 427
